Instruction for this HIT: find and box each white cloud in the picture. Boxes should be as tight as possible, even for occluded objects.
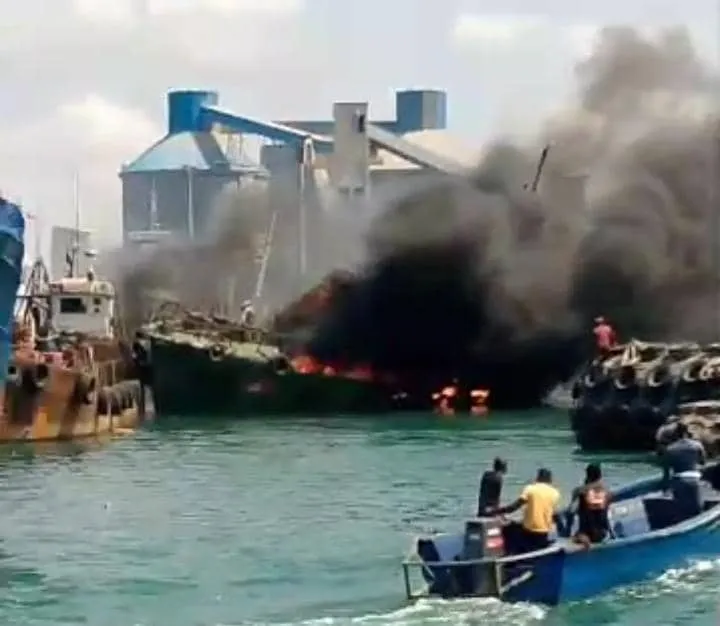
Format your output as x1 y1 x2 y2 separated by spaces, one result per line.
564 24 601 60
0 0 314 247
72 0 135 23
451 13 600 59
73 0 303 22
59 95 159 152
452 14 548 47
0 95 160 243
0 1 714 256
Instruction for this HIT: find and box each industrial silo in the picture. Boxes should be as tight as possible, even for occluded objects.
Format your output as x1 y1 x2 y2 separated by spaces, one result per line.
119 90 269 246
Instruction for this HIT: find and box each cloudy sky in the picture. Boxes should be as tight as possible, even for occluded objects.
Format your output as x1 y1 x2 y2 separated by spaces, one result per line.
0 0 717 248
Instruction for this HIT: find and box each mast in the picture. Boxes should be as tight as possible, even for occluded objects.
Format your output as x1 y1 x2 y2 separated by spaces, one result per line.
71 172 81 277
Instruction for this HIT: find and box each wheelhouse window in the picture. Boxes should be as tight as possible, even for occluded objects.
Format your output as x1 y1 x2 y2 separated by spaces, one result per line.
59 297 87 314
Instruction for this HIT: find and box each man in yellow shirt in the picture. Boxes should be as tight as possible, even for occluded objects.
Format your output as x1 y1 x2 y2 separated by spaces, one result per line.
492 468 561 553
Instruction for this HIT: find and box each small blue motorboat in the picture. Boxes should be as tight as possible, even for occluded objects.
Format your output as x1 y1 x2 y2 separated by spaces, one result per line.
401 462 720 605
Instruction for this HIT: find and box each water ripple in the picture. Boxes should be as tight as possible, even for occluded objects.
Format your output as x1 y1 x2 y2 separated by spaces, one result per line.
0 413 714 625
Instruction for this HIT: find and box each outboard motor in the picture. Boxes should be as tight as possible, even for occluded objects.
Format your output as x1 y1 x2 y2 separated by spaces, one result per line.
458 518 506 596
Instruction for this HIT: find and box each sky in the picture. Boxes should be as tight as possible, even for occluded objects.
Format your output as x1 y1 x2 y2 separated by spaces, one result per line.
0 0 717 250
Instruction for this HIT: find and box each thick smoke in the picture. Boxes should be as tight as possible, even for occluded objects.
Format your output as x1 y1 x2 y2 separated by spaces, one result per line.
110 176 366 329
108 185 271 330
308 26 720 407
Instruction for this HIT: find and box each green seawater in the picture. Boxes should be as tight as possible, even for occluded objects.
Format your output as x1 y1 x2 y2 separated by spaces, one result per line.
0 411 717 626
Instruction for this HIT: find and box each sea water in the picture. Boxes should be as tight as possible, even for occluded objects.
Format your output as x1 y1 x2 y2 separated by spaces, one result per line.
0 411 715 625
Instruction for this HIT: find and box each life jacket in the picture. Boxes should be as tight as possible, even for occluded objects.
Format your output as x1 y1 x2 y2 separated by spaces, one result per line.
584 486 608 509
577 482 610 541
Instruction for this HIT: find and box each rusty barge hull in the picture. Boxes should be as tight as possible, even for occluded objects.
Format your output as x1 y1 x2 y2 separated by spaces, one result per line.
2 356 144 442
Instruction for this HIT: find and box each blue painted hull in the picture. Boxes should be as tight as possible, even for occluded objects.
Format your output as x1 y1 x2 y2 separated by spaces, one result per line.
404 463 720 605
501 513 720 604
0 199 25 391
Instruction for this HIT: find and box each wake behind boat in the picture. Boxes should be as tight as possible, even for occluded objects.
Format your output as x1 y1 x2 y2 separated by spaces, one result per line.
0 198 25 390
401 462 720 605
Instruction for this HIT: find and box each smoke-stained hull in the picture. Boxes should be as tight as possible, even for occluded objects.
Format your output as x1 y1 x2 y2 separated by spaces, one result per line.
571 340 720 450
147 311 393 417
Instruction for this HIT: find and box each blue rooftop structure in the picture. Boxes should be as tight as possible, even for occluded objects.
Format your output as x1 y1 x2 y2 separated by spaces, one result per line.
121 88 449 174
121 90 268 175
121 130 266 175
120 88 453 244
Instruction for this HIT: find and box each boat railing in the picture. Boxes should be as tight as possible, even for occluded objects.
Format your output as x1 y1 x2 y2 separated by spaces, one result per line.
401 545 561 601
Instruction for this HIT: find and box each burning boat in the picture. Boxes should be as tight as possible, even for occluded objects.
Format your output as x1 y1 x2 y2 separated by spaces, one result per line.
1 259 147 441
145 278 395 417
146 269 499 418
570 339 720 451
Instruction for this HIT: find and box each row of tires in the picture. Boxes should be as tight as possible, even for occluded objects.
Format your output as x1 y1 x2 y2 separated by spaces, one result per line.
96 381 142 416
7 362 51 393
570 343 720 450
5 362 142 417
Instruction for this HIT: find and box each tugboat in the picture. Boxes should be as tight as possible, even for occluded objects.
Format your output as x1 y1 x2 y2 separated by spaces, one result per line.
1 253 147 442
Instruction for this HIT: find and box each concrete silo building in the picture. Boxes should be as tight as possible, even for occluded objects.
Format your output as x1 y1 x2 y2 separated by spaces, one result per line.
120 90 269 248
119 87 482 306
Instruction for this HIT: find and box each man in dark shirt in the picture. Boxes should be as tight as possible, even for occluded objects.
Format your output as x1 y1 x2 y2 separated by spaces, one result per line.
568 463 612 546
660 422 706 518
477 457 507 516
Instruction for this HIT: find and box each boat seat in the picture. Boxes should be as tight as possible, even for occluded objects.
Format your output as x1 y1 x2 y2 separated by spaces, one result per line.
417 538 451 590
417 535 464 592
610 499 651 538
642 496 679 530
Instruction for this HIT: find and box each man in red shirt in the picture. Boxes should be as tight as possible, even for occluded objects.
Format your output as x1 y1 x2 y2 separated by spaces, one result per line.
593 316 617 357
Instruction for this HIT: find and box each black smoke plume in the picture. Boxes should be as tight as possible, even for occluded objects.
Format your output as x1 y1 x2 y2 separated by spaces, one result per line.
107 185 271 331
309 26 720 408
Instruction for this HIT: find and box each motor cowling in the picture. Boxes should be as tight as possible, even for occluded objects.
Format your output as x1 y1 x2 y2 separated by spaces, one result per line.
460 517 506 596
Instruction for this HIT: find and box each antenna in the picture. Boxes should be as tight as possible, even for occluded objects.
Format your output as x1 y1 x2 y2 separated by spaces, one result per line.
527 144 551 192
22 207 41 260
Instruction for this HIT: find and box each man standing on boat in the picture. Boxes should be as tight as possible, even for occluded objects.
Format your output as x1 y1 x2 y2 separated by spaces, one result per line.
477 457 507 516
660 422 706 518
491 468 560 553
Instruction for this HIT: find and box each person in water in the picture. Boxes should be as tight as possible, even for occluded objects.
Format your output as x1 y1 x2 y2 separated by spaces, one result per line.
477 457 507 516
660 422 706 518
492 468 561 553
567 463 612 546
